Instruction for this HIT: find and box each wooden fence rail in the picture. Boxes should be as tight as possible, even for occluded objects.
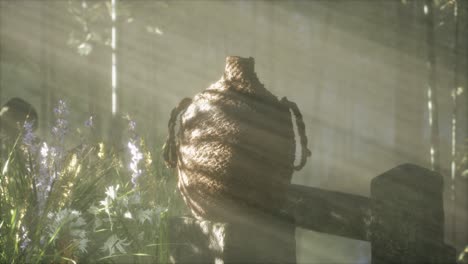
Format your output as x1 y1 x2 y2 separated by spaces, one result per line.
168 164 457 264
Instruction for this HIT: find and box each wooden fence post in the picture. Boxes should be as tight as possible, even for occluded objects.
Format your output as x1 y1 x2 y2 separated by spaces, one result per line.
371 164 455 264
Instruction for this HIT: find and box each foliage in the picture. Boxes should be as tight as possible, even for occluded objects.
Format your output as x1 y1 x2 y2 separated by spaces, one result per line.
0 100 183 263
67 0 167 56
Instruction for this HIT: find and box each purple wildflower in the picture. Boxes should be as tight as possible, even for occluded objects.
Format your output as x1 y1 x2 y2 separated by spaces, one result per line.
23 120 37 152
49 99 70 172
53 100 68 116
85 116 94 128
128 120 136 132
51 100 69 141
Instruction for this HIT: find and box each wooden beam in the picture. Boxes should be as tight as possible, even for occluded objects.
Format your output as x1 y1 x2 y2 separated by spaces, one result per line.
285 184 371 241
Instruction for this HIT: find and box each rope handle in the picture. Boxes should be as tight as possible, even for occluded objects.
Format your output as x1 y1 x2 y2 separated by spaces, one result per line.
281 97 311 171
163 98 192 168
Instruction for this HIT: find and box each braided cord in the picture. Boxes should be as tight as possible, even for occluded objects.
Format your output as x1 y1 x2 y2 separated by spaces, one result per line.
163 98 192 168
281 97 311 171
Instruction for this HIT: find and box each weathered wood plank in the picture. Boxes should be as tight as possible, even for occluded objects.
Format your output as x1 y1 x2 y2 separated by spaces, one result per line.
285 184 371 241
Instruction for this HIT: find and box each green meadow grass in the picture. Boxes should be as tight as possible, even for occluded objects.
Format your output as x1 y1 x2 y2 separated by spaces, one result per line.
0 101 183 263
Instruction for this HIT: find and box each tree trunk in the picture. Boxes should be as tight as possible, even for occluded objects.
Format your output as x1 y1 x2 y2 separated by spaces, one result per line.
0 1 3 106
463 0 468 250
40 2 50 135
449 0 460 247
108 0 123 147
0 1 3 160
425 0 441 173
394 1 410 164
86 39 104 140
453 0 468 252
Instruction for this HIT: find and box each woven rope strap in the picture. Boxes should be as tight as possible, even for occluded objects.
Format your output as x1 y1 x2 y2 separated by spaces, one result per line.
281 97 311 171
163 97 192 168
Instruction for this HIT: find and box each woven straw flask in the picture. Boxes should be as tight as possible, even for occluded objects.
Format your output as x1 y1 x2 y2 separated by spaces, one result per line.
163 56 310 221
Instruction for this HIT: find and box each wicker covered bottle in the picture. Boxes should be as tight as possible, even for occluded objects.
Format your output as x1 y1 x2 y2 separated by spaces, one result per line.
163 56 310 221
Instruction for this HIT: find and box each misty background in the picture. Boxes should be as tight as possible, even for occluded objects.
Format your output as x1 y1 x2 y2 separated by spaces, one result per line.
0 1 466 263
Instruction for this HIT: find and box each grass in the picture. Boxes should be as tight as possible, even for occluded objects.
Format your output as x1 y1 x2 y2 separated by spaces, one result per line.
0 100 184 263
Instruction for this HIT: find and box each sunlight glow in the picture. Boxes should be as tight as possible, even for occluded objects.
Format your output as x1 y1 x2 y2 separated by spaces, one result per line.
111 28 116 50
180 145 198 164
190 129 202 139
430 147 435 167
450 82 457 184
111 0 118 115
427 87 433 126
124 211 132 219
98 142 105 159
0 106 8 116
183 105 197 121
67 154 78 173
182 102 215 122
198 102 213 112
451 162 456 180
454 1 458 17
428 112 432 126
451 118 456 180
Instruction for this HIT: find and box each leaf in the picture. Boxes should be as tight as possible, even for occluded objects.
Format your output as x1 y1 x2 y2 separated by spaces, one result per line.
136 209 152 224
2 158 10 175
101 234 131 257
75 238 89 253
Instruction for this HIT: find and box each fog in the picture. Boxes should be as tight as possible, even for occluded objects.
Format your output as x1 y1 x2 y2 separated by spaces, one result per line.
0 1 466 263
